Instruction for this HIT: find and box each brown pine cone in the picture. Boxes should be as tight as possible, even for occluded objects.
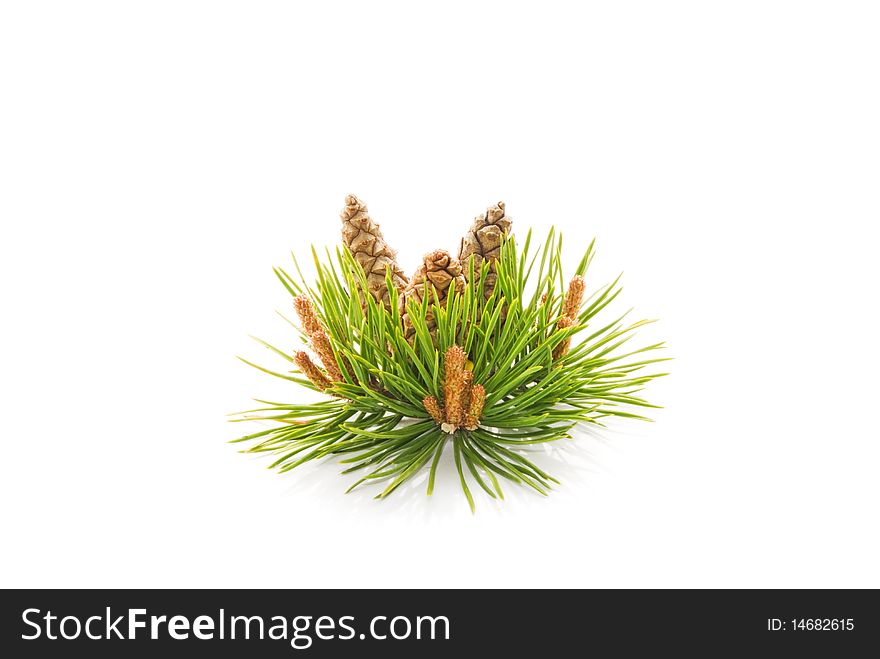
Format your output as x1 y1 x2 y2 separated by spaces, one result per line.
340 194 408 309
458 201 512 298
401 249 466 341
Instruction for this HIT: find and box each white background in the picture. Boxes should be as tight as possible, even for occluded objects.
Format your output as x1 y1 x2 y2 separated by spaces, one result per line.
2 1 878 588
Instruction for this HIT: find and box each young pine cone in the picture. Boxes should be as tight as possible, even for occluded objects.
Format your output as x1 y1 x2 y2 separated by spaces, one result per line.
401 249 466 342
553 275 586 360
421 346 486 433
458 201 512 298
340 194 408 309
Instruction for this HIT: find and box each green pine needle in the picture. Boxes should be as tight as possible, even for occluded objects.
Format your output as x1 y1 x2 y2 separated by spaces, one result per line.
233 229 667 510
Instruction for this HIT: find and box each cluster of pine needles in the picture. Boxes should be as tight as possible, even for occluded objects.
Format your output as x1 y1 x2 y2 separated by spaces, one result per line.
233 228 667 510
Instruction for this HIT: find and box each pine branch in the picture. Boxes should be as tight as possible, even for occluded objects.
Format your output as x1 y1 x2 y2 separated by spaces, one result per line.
235 212 667 511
